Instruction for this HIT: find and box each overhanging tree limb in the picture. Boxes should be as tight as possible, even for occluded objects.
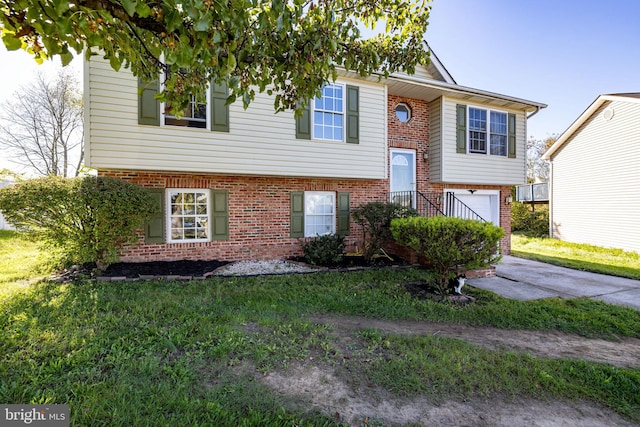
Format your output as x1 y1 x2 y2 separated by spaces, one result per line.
1 0 431 113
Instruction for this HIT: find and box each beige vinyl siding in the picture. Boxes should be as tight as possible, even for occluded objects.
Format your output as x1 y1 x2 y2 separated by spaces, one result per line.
86 58 386 179
392 66 436 82
435 96 527 185
428 97 443 181
551 100 640 253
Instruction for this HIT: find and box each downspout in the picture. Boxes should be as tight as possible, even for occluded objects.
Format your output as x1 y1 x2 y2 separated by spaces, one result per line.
548 160 553 238
524 105 542 183
526 106 542 120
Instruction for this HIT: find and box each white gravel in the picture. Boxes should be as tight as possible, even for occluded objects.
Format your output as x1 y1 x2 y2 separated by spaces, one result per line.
213 260 320 276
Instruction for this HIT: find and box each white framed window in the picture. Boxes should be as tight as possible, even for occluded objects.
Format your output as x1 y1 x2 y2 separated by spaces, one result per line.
313 84 344 141
489 111 507 156
468 107 508 156
164 95 208 129
167 189 210 242
161 65 210 129
304 192 336 237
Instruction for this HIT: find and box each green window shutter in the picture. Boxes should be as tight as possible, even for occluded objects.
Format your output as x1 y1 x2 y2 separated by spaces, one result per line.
290 191 304 238
337 192 350 236
346 85 359 144
211 82 230 132
456 104 467 153
138 78 160 126
295 103 311 139
211 189 229 240
508 113 517 158
145 189 165 243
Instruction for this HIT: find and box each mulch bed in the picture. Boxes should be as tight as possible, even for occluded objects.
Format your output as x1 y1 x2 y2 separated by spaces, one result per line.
101 260 229 278
52 256 410 283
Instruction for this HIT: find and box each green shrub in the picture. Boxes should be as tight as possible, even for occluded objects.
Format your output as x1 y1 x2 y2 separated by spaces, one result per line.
352 202 418 263
511 202 549 237
301 234 345 266
391 216 504 295
0 175 158 270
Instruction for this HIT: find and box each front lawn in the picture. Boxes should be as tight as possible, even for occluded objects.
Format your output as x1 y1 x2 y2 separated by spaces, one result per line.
1 231 639 425
512 234 640 280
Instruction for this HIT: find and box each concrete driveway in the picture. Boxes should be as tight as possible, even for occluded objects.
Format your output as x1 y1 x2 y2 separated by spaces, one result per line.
468 256 640 311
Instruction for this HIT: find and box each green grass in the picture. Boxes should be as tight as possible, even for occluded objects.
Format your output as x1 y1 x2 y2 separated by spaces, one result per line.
1 231 639 424
512 234 640 280
0 230 55 300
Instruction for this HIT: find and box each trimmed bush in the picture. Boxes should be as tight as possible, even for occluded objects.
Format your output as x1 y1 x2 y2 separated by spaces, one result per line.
301 233 345 266
391 216 504 295
0 175 158 270
352 202 418 263
511 201 549 237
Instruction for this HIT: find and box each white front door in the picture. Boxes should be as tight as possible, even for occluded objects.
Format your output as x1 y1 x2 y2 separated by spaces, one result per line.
390 149 416 207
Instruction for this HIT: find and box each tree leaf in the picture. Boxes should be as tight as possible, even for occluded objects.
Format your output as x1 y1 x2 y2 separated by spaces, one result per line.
60 51 74 66
226 52 236 72
2 34 23 51
121 0 137 16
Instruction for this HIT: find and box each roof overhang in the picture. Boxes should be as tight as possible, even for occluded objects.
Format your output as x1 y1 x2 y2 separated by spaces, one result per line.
542 93 640 160
386 75 547 114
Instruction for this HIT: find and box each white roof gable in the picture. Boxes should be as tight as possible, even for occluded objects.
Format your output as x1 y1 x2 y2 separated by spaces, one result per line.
543 93 640 160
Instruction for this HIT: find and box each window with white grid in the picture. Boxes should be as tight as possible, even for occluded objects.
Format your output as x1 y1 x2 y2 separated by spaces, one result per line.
313 84 344 141
489 111 507 156
304 192 335 237
167 189 210 242
468 107 508 156
469 107 487 153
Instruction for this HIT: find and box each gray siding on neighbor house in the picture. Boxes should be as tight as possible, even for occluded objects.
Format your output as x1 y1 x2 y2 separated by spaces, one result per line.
85 58 387 179
429 96 527 185
550 99 640 253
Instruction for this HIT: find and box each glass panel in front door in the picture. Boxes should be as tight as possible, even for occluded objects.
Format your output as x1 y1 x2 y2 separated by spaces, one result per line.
390 151 415 207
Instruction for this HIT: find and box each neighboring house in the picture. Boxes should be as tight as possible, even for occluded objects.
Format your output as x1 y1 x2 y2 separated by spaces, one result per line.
0 181 15 230
84 45 546 263
543 93 640 254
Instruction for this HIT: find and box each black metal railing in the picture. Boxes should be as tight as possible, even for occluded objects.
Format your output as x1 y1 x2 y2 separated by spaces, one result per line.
388 191 487 222
444 192 487 222
389 191 445 218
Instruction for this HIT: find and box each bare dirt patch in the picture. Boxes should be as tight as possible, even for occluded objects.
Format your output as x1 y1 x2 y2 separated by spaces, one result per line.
258 315 640 426
311 314 640 369
263 364 636 426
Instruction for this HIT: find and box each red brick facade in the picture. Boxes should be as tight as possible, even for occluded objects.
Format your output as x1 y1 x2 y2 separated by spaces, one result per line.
101 94 512 263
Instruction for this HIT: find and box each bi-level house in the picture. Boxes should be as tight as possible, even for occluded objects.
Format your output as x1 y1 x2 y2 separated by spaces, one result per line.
84 46 546 263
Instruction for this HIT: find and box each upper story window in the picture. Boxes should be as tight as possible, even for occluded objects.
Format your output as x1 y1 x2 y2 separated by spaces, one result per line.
137 73 229 132
467 106 508 157
395 103 411 122
313 84 344 141
164 95 208 129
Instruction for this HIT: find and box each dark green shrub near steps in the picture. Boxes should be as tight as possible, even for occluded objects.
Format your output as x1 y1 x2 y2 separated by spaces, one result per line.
352 201 418 263
301 233 346 266
391 216 504 295
0 175 157 270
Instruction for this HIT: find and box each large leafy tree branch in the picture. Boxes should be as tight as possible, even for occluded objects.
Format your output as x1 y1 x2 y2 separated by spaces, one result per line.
1 0 431 112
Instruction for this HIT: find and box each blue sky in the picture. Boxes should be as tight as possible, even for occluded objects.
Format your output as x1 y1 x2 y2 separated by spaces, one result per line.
426 0 640 139
1 0 638 158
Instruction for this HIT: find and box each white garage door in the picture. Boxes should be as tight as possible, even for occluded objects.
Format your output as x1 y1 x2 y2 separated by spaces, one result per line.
447 190 500 226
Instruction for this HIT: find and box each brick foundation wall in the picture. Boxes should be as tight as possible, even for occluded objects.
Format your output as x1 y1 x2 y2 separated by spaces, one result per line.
101 170 391 262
